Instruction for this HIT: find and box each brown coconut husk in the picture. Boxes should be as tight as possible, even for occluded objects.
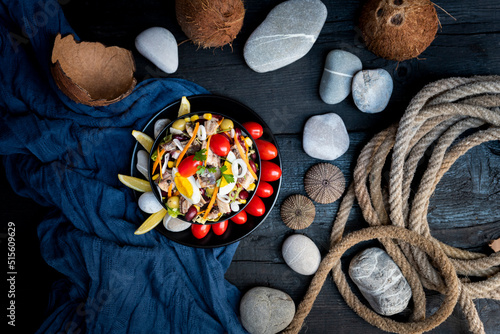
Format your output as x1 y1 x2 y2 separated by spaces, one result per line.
359 0 439 61
175 0 245 49
51 33 136 106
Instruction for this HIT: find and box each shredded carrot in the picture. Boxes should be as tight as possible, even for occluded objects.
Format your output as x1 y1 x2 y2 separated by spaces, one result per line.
152 147 167 174
167 184 172 197
217 117 225 127
173 190 180 196
203 186 219 220
176 122 200 168
234 132 258 180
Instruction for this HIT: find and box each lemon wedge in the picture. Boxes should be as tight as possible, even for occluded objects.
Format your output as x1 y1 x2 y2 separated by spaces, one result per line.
178 96 190 117
132 130 153 153
134 208 167 235
118 174 152 192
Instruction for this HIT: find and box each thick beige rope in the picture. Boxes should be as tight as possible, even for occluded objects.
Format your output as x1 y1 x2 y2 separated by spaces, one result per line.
285 76 500 334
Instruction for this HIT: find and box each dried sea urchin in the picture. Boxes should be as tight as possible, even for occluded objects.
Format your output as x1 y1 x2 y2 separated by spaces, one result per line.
281 194 316 230
304 163 345 204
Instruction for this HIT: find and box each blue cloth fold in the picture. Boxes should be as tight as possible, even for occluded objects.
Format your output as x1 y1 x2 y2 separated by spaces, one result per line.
1 1 247 332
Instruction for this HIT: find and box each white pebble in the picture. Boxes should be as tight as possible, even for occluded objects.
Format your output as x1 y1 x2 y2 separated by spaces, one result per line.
163 215 191 232
154 118 171 138
282 234 321 275
138 191 163 214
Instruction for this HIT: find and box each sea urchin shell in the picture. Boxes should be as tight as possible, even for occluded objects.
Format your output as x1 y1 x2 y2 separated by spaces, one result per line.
304 163 345 204
281 194 315 230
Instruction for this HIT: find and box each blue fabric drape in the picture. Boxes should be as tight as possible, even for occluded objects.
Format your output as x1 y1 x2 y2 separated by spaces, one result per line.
0 0 246 332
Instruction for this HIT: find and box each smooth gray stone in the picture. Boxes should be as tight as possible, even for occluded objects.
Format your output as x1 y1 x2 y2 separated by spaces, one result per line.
303 113 349 160
282 234 321 275
352 69 393 113
244 0 327 73
240 287 295 334
319 50 362 104
349 247 412 316
135 27 178 74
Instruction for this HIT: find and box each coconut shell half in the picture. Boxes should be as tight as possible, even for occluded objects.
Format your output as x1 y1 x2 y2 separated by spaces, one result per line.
359 0 439 61
51 33 136 106
176 0 245 49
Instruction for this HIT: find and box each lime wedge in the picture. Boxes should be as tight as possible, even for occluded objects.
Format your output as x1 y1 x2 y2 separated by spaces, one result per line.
118 174 152 192
178 96 190 117
132 130 153 153
134 208 167 235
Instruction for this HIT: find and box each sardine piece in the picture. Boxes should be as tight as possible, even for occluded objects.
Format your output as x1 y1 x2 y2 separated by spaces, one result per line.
179 196 190 214
216 198 231 214
205 120 219 136
238 170 255 190
158 172 174 192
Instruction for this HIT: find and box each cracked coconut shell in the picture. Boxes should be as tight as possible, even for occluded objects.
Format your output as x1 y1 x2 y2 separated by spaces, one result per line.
51 33 136 106
281 194 316 230
176 0 245 48
359 0 439 61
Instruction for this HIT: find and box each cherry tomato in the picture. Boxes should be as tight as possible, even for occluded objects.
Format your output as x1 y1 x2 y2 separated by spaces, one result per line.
212 220 228 235
210 134 231 157
260 161 282 182
255 139 278 161
230 210 247 225
242 121 263 139
192 224 210 239
177 155 203 177
256 181 274 198
245 196 265 217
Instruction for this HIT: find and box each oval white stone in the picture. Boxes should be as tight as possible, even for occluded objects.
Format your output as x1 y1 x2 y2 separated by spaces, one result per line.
138 191 163 214
282 234 321 275
244 0 327 73
154 118 171 138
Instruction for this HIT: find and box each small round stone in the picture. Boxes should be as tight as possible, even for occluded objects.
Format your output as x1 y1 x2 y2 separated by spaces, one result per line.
352 69 393 113
138 191 163 214
303 113 350 160
240 287 295 334
319 50 362 104
282 234 321 275
280 194 315 230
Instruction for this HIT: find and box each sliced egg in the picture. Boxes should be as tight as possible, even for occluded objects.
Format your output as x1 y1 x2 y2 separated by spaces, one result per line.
172 167 201 204
218 160 236 196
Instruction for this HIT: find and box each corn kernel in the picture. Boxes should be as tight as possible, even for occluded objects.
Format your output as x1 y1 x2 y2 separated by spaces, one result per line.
203 113 212 120
152 174 160 180
239 199 247 204
184 117 190 123
190 115 199 122
245 137 253 147
167 161 174 168
247 183 256 191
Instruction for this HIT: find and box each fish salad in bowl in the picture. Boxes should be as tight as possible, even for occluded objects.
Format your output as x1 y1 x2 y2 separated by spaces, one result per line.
150 112 260 224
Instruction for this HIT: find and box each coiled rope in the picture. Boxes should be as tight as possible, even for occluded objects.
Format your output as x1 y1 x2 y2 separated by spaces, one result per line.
284 76 500 334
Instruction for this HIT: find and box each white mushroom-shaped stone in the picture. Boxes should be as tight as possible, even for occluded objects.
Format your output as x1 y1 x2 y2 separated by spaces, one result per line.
154 118 171 138
163 214 191 232
136 150 149 180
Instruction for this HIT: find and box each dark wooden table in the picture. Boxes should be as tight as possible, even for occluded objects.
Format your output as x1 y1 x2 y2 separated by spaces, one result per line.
2 0 499 333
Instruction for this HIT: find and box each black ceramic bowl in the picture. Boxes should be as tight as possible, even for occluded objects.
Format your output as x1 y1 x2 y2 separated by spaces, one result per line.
148 111 261 225
130 94 282 248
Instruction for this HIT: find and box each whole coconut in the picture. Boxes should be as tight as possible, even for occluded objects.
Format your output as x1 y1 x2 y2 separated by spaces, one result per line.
176 0 245 49
359 0 439 61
